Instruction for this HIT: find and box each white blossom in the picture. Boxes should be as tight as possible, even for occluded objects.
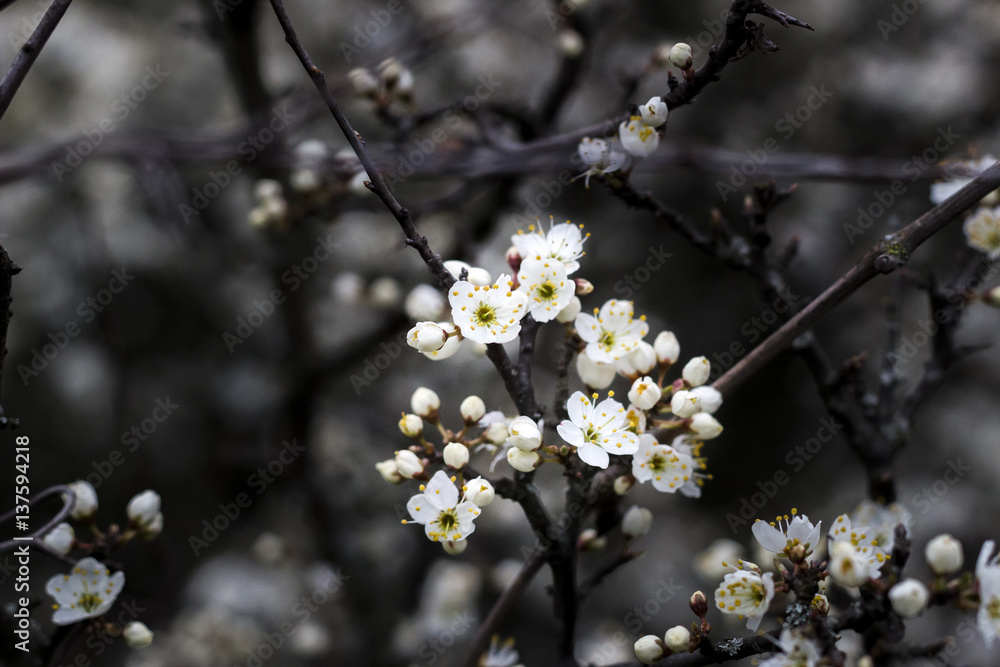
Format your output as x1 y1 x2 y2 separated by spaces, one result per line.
714 566 775 631
510 217 588 275
444 260 492 286
851 500 911 554
65 480 98 520
395 450 424 479
423 322 463 360
507 416 542 451
930 156 999 205
405 471 481 542
576 353 616 389
575 299 649 364
375 459 403 484
411 387 441 418
408 322 448 352
628 376 661 410
42 523 75 555
460 396 486 423
556 296 582 323
124 621 154 648
577 137 629 187
653 330 680 365
443 442 470 469
976 540 1000 646
398 413 423 438
46 557 125 625
619 116 660 158
631 433 699 496
925 533 964 575
557 391 638 468
758 629 820 667
964 206 1000 258
888 579 929 618
682 356 711 386
752 510 822 558
639 96 668 128
462 477 495 507
127 490 163 536
449 274 528 344
517 258 575 322
507 447 540 472
689 412 723 439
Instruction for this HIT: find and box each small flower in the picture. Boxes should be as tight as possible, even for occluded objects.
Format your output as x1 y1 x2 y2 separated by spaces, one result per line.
443 442 470 469
462 477 495 507
394 450 424 479
689 412 723 439
691 386 723 413
752 510 822 560
65 480 98 520
670 389 699 418
507 416 542 451
404 471 481 542
653 331 680 365
127 490 163 539
460 396 486 424
634 635 665 664
557 391 639 468
828 540 875 588
930 155 999 205
888 579 929 618
123 621 154 648
976 540 1000 646
411 387 441 418
507 447 540 472
628 376 661 410
619 116 659 158
575 299 649 364
398 413 423 438
631 434 699 496
42 523 75 555
622 506 653 539
348 67 378 97
482 635 521 667
758 629 820 667
639 96 668 128
829 513 889 579
714 567 775 631
449 274 528 344
663 626 690 653
375 459 403 484
517 258 575 322
422 322 463 360
444 260 492 286
627 341 657 376
851 500 911 554
408 322 449 352
925 534 964 575
682 356 711 386
669 43 693 69
575 353 616 389
577 137 629 187
963 206 1000 258
510 217 588 275
46 557 125 625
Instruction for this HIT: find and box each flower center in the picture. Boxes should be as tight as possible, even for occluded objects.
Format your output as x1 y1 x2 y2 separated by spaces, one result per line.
435 509 459 533
598 331 615 350
987 596 1000 620
78 590 104 613
648 454 667 473
535 281 557 301
474 303 497 326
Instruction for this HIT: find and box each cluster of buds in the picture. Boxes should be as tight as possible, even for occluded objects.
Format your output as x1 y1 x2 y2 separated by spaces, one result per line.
248 179 288 230
349 57 414 108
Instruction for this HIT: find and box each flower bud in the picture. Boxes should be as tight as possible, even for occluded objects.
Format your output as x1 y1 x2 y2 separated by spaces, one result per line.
398 413 423 438
463 477 495 506
689 412 723 439
682 356 711 387
653 331 680 365
505 245 522 274
628 376 662 410
888 579 929 617
670 390 699 418
689 386 722 414
639 96 668 128
65 480 98 520
460 395 486 424
442 540 467 555
410 387 441 419
558 29 584 57
127 490 161 527
622 506 653 539
484 421 509 445
123 621 154 648
664 625 690 653
811 593 830 615
634 635 665 664
423 322 462 360
984 285 1000 308
556 296 582 323
443 442 470 469
689 590 708 617
375 459 403 484
407 322 448 352
614 475 635 495
507 447 540 472
377 57 404 87
348 67 378 97
629 341 657 375
42 523 75 555
394 450 424 478
576 353 616 389
669 43 693 70
925 534 963 575
507 416 541 451
578 528 606 551
574 278 594 295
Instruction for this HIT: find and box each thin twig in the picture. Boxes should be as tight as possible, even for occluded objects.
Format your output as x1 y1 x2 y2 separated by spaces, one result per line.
0 0 74 123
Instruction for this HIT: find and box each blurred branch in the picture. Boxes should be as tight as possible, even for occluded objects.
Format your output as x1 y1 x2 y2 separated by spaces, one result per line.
0 484 74 551
0 245 21 428
0 0 73 123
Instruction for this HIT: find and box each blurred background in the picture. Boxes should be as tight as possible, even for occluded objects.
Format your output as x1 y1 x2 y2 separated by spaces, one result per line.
0 0 998 664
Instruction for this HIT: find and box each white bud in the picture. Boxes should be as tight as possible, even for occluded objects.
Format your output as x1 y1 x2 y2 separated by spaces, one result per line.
639 96 668 128
410 387 441 418
460 396 486 424
507 416 541 451
443 442 470 469
369 277 402 308
984 285 1000 308
622 506 653 538
375 459 403 484
924 534 964 575
123 621 154 648
407 322 448 352
888 579 929 618
142 513 163 540
689 386 722 414
290 168 321 193
404 285 446 321
619 116 659 158
653 331 680 365
556 296 582 323
578 528 606 551
628 376 662 411
423 322 462 360
349 170 372 196
253 179 283 202
670 390 700 418
348 67 378 97
442 540 468 555
507 447 540 472
558 29 584 57
42 523 75 555
578 137 608 166
614 475 635 496
576 353 616 389
485 421 509 445
127 490 161 527
394 450 424 478
634 635 665 664
331 272 365 303
377 57 404 87
689 412 723 439
65 480 98 520
828 541 870 588
664 625 690 653
394 68 414 99
464 477 495 506
398 413 423 438
669 43 693 70
682 356 711 386
629 341 657 375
